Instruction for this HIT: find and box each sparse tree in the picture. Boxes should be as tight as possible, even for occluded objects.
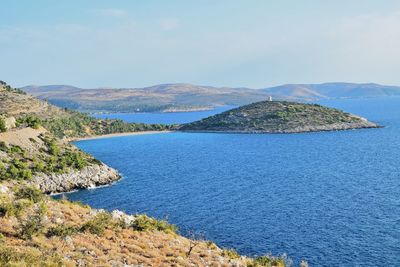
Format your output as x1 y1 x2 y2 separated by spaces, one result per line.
186 230 204 257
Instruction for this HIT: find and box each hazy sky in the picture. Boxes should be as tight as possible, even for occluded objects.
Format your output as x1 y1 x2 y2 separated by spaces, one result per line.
1 0 400 88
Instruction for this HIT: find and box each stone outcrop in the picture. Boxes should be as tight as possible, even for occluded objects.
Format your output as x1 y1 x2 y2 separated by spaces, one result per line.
31 163 120 194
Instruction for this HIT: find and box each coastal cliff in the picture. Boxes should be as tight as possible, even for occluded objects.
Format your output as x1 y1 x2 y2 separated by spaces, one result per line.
180 100 379 133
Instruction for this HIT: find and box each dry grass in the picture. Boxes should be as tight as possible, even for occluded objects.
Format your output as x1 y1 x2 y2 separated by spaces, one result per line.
0 183 290 267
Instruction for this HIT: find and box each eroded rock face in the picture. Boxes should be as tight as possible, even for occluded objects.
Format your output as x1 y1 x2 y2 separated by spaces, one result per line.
31 163 120 194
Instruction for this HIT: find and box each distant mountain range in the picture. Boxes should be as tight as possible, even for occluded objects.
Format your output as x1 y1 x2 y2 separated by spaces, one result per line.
21 82 400 113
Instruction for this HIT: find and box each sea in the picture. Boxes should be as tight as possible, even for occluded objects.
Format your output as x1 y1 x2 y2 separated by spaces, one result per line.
57 97 400 266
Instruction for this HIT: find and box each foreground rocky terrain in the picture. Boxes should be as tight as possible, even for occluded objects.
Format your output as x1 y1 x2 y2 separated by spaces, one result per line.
180 100 379 133
0 183 292 267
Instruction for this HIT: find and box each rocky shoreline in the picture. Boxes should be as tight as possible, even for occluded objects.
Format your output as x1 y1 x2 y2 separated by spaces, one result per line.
31 163 121 194
181 120 381 134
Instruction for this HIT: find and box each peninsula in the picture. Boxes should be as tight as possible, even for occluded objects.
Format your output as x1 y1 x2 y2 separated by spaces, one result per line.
179 100 379 133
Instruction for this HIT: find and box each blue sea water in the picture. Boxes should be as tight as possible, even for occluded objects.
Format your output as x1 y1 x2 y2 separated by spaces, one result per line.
92 105 235 124
60 98 400 266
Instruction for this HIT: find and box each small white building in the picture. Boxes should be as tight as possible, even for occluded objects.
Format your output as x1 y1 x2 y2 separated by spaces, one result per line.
268 96 273 102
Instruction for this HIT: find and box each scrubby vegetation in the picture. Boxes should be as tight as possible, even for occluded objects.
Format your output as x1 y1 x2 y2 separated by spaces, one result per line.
0 135 93 181
247 255 289 267
80 212 113 235
131 214 178 234
0 118 6 133
18 203 47 240
0 245 64 266
0 80 26 95
14 186 43 203
16 116 41 129
46 224 78 238
0 184 297 266
42 110 173 139
1 81 173 140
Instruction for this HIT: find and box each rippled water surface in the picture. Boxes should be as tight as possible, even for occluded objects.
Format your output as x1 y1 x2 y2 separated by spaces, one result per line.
62 98 400 266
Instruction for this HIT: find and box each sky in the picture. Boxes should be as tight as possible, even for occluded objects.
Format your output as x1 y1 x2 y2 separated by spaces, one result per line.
1 0 400 88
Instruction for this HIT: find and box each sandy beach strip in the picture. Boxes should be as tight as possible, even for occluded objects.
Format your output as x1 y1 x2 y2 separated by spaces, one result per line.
67 130 174 142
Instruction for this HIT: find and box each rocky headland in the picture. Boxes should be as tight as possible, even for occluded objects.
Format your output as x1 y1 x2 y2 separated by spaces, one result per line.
179 100 380 133
31 163 120 194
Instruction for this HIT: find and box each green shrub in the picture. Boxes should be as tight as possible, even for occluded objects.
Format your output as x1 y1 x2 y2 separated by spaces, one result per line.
0 195 16 217
16 116 41 129
15 186 44 203
0 245 63 266
0 142 7 152
18 204 47 240
80 212 112 235
46 140 60 156
0 118 6 132
131 214 178 234
0 195 32 218
247 255 288 267
46 225 78 238
222 248 240 260
8 145 24 155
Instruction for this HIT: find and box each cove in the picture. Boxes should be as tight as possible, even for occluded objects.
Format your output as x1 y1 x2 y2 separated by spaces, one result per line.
59 98 400 266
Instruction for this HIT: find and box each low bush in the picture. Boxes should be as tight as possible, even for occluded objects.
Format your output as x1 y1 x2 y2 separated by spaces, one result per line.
131 214 178 234
0 142 7 152
222 248 240 260
15 186 44 203
0 195 32 218
0 245 63 266
0 118 6 132
16 116 41 129
247 254 289 267
80 212 113 235
18 203 47 240
46 225 78 238
0 195 15 217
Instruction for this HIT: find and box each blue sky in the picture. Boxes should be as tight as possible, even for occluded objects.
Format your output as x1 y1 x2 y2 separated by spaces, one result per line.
1 0 400 88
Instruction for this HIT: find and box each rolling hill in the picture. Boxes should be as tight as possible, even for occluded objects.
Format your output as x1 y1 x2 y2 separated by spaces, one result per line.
22 82 400 113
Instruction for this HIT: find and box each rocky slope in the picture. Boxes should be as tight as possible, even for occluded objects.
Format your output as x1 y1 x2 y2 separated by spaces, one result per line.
0 82 124 194
0 125 121 194
0 183 289 266
179 100 379 133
